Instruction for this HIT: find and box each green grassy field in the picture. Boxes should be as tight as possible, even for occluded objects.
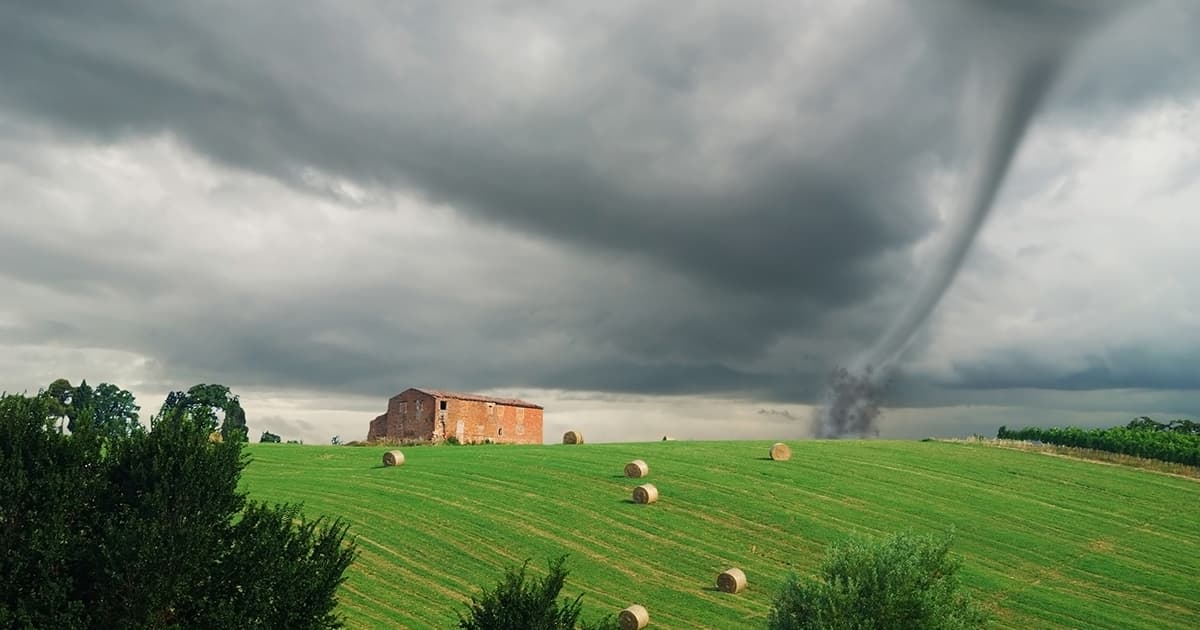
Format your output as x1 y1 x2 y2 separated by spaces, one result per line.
240 440 1200 629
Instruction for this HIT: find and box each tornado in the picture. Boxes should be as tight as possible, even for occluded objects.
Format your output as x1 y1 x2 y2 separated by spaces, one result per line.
815 1 1126 438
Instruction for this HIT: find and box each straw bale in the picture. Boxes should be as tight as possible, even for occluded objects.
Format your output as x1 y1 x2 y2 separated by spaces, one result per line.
717 567 747 594
624 459 649 478
632 483 658 504
618 604 649 630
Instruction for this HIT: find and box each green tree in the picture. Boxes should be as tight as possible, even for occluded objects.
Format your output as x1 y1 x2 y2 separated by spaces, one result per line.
40 379 141 440
0 394 100 628
768 531 989 630
457 556 617 630
260 431 282 443
0 389 356 629
206 503 355 628
159 383 249 443
88 383 141 440
43 378 74 430
66 379 94 433
1127 416 1165 432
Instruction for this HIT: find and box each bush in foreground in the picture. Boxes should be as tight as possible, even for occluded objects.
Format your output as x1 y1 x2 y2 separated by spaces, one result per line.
458 555 617 630
768 531 988 630
0 391 356 629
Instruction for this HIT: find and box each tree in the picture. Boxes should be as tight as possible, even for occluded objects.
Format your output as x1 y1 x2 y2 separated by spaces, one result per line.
40 379 139 439
66 379 93 433
0 389 356 629
260 431 282 443
768 531 989 630
457 556 617 630
0 394 100 628
207 503 355 628
159 383 249 443
43 378 74 430
88 383 141 440
330 435 342 446
1127 416 1165 432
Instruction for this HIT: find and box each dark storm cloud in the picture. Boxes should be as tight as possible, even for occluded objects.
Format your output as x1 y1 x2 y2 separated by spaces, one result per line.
0 1 947 302
945 347 1200 392
0 0 1197 403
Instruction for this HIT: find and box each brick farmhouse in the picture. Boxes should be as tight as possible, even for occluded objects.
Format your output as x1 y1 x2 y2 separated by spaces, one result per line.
366 388 544 445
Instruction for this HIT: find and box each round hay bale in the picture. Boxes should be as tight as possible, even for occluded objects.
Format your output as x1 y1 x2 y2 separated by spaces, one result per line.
769 442 792 461
382 450 405 467
562 430 584 444
624 459 649 478
632 483 658 504
618 604 649 630
717 567 747 594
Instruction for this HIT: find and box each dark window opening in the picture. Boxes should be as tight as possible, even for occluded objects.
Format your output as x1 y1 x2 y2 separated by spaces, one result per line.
439 400 447 411
498 426 503 436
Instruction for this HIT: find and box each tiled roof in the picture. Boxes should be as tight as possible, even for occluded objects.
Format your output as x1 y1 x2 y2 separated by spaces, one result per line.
402 388 543 410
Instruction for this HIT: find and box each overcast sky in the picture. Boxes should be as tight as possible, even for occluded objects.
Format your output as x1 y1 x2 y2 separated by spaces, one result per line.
2 1 1198 443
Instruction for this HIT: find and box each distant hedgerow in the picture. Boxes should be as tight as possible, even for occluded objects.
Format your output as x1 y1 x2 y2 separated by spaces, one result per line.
998 419 1200 466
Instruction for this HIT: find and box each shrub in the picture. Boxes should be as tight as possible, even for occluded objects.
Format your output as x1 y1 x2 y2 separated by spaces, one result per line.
260 431 282 443
768 531 988 630
457 556 617 630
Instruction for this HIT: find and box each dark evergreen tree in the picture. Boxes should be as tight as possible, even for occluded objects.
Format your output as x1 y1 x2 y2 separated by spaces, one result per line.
0 389 356 629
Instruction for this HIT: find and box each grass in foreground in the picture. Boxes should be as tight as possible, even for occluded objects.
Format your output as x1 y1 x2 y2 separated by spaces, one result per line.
240 440 1200 629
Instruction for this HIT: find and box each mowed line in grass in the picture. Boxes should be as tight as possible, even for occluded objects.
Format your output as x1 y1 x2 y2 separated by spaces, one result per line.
265 439 1171 624
253 436 1200 628
288 463 731 627
240 440 1200 630
250 445 794 627
384 467 762 626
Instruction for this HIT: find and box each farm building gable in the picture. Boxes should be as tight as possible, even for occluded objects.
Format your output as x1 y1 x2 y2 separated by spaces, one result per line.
399 388 543 410
367 387 544 444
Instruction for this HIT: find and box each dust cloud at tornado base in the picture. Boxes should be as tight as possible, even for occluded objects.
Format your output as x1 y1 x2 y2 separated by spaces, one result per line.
813 1 1128 438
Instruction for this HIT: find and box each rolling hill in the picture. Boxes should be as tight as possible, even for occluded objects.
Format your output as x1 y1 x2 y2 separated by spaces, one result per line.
240 440 1200 629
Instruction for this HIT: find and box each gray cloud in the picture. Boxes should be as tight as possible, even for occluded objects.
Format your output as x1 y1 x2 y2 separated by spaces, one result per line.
0 2 947 304
0 0 1198 425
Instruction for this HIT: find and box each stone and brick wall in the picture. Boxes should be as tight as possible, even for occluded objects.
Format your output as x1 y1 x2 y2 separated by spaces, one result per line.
366 388 543 444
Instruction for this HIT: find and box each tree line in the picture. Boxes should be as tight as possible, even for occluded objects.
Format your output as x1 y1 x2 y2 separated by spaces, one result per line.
41 378 249 443
998 417 1200 466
